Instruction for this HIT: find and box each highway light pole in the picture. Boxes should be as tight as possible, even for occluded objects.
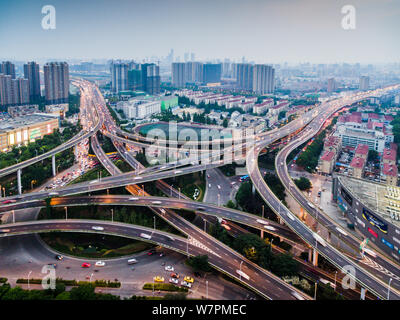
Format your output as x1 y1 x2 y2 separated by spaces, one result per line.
206 280 208 300
65 207 68 220
178 187 181 200
388 278 393 300
217 194 220 207
28 270 32 290
111 208 114 222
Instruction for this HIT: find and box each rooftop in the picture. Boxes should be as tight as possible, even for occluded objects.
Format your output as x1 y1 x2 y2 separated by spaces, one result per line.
383 148 397 162
0 114 58 133
338 175 400 227
382 163 398 177
321 151 335 162
350 157 365 169
355 144 369 156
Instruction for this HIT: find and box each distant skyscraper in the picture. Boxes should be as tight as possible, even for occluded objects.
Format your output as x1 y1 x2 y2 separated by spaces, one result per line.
24 62 41 101
172 63 186 87
111 62 129 93
127 67 142 91
44 62 69 104
184 52 189 62
141 63 160 94
327 77 336 93
252 64 275 94
236 63 254 90
360 76 370 91
190 53 195 61
0 61 16 79
202 64 222 83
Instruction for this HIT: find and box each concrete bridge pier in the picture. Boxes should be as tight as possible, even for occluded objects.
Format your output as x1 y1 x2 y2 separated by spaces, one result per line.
360 287 367 300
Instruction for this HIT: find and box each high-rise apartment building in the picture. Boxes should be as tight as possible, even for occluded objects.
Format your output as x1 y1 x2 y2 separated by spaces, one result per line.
141 63 160 94
111 62 129 93
24 62 41 101
360 76 370 91
44 62 69 104
0 75 29 107
172 62 186 87
202 63 222 84
252 64 275 94
13 78 30 105
236 63 254 90
0 61 16 79
327 77 336 93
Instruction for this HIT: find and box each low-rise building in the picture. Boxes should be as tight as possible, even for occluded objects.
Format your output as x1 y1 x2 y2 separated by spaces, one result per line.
349 157 365 179
382 148 397 166
320 151 336 174
0 114 59 151
354 144 369 160
381 163 398 186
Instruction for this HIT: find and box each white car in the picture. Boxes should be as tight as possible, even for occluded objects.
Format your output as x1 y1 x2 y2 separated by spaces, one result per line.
165 265 174 272
181 281 192 288
169 278 179 284
92 226 104 231
95 261 105 267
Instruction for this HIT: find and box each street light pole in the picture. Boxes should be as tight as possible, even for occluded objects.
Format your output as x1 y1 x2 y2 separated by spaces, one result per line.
387 278 393 300
28 271 32 290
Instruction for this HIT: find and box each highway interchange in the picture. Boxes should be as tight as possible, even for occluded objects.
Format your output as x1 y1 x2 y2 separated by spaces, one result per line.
1 79 400 300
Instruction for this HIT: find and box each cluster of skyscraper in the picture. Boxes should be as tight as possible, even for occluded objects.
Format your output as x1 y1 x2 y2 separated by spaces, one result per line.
110 61 160 94
172 62 275 94
0 61 69 107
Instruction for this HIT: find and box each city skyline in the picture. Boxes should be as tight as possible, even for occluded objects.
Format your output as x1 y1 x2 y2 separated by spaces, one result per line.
1 0 399 64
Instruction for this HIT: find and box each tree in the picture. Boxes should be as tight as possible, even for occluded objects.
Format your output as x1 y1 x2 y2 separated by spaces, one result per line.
270 253 299 277
225 200 236 209
222 118 229 128
367 150 379 162
187 255 212 272
294 177 312 191
69 284 96 300
164 293 187 300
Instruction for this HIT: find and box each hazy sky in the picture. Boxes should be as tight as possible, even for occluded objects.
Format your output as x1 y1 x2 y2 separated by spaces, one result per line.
0 0 399 63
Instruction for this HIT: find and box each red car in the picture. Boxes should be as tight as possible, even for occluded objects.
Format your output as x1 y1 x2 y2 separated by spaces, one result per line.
147 251 154 256
81 263 91 268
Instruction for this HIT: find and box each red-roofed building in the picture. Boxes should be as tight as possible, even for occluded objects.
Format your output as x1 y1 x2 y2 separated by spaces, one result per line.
382 148 397 165
354 144 369 160
349 157 365 178
382 163 398 186
323 135 342 155
320 151 336 174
